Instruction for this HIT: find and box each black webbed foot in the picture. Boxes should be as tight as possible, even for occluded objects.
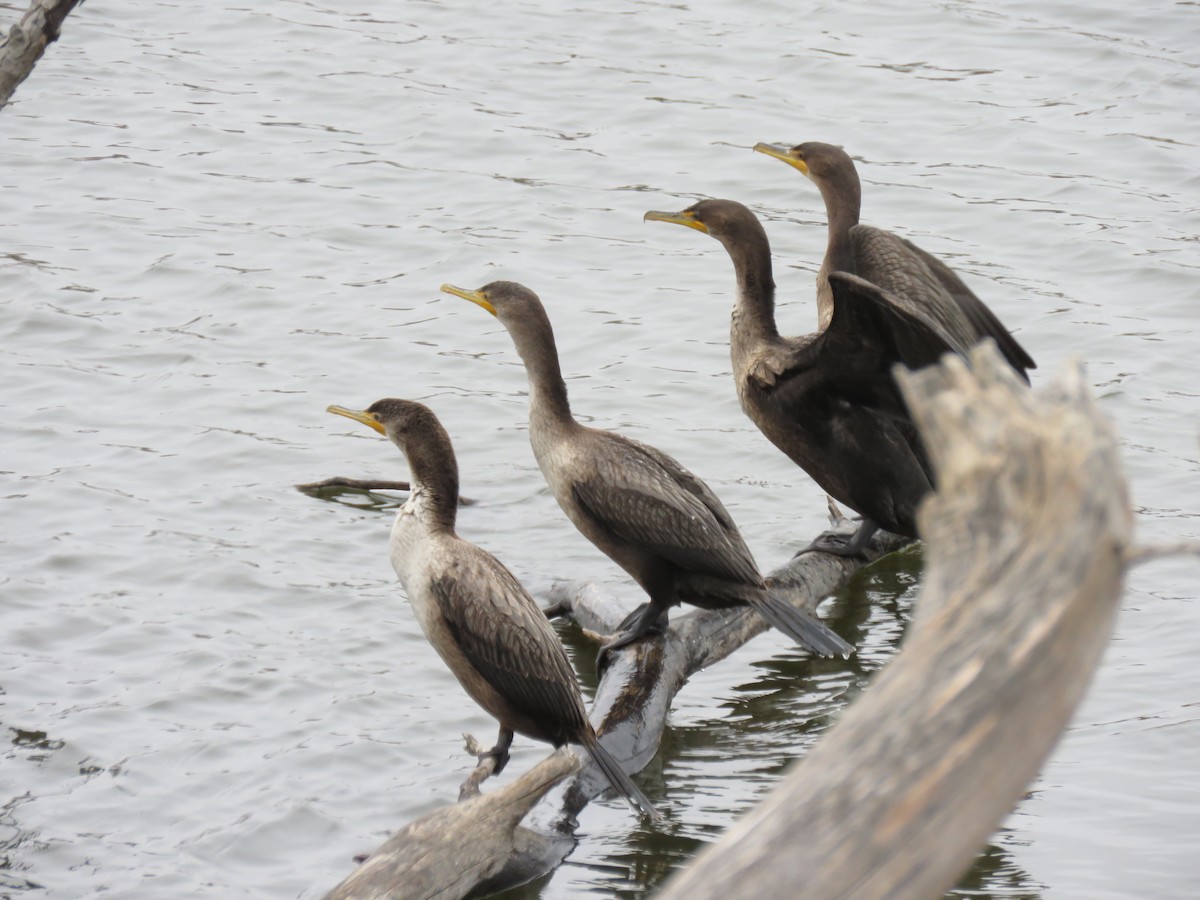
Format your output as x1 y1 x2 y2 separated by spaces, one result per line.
478 727 514 775
801 519 880 559
804 532 869 559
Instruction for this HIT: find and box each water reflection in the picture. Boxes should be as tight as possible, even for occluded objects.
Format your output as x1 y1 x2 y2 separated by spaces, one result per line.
2 727 62 895
512 553 1050 898
951 837 1044 899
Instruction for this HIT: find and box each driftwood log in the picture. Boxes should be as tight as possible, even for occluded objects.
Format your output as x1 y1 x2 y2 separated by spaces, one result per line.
655 345 1134 899
0 0 85 110
319 500 911 898
324 749 581 900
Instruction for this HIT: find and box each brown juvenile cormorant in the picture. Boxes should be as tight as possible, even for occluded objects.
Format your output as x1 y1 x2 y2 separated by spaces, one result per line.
441 281 853 660
753 140 1035 380
327 398 658 820
645 199 965 556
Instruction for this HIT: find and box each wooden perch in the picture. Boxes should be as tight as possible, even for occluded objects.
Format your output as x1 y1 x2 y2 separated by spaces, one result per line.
323 749 580 900
0 0 85 110
319 509 911 898
655 343 1134 900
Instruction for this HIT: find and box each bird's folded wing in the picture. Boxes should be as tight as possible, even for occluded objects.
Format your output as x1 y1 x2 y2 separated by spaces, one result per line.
430 549 586 726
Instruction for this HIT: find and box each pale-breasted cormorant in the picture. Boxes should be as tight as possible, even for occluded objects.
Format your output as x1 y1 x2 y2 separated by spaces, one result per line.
328 398 658 820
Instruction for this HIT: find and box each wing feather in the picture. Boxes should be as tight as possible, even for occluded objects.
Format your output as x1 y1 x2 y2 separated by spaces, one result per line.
571 434 761 586
851 225 1034 377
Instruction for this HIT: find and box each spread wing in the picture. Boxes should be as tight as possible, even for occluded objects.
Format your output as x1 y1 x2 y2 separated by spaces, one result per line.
851 225 1035 377
745 272 963 420
900 236 1036 375
819 270 969 371
571 433 761 586
429 544 587 732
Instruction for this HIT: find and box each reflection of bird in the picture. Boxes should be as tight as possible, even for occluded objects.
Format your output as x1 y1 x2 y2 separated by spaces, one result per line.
753 140 1035 380
645 199 964 556
442 281 853 661
327 398 658 821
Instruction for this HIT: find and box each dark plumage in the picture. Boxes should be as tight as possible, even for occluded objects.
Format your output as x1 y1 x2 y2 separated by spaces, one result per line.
645 199 966 556
442 281 853 661
753 140 1035 380
327 398 658 821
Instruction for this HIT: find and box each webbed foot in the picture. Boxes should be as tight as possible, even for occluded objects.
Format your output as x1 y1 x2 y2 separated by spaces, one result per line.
478 727 514 775
802 519 879 559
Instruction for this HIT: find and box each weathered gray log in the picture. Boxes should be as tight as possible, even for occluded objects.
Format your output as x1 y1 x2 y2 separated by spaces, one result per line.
322 749 580 900
318 511 911 898
655 344 1134 900
0 0 85 110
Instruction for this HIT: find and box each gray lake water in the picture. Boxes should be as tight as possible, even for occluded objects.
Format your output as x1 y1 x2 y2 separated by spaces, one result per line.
2 1 1198 897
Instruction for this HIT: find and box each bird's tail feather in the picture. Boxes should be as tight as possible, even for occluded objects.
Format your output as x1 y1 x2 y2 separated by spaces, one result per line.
756 592 854 658
582 731 661 823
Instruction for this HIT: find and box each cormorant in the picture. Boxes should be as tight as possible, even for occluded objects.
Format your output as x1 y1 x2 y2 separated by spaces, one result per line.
327 398 658 820
753 140 1035 380
441 281 853 659
645 199 965 556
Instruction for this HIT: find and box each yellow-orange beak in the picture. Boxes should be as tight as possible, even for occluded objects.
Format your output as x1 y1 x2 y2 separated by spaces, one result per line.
753 142 809 176
327 405 385 435
440 283 496 317
644 209 709 234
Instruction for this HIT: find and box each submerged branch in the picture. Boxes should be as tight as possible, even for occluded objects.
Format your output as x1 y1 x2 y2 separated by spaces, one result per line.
296 476 476 505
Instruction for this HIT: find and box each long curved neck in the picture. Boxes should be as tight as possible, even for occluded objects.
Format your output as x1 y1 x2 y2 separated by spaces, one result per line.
504 307 577 436
719 224 780 344
399 427 459 534
814 168 861 329
818 169 861 274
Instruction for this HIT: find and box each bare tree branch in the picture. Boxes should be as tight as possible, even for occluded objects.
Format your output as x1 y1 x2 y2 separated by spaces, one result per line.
0 0 85 110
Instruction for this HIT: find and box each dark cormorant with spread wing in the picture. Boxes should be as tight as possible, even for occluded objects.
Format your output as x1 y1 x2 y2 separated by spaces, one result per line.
327 398 658 820
752 140 1035 380
645 199 966 556
441 281 853 659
